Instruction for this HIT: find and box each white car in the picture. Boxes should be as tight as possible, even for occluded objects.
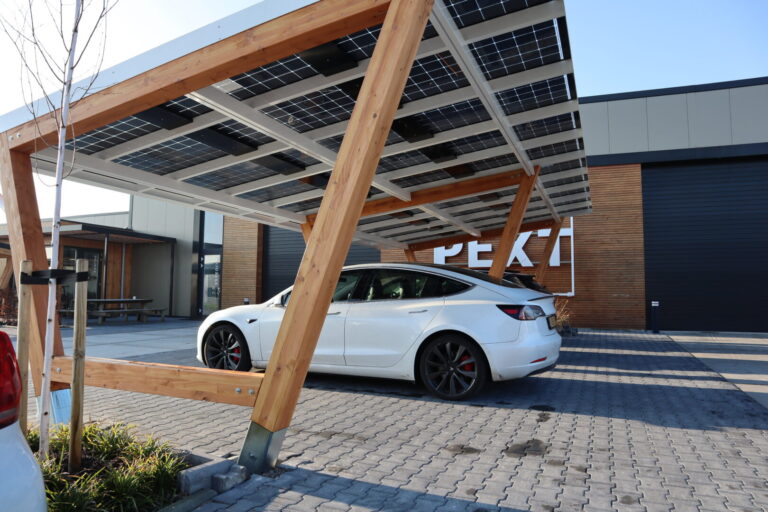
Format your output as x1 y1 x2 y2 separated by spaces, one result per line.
0 331 47 512
197 263 561 400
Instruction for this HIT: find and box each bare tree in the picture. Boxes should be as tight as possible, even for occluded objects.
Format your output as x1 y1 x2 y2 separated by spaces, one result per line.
0 0 116 459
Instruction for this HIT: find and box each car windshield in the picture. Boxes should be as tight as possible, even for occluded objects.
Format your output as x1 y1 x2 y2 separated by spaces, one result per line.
417 264 525 288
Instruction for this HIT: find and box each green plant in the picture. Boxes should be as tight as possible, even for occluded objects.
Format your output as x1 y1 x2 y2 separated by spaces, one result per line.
26 423 188 512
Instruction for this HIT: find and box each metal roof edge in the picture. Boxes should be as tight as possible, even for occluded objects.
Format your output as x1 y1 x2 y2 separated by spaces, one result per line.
579 76 768 105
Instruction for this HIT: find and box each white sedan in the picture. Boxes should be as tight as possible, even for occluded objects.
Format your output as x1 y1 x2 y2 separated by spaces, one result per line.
197 263 561 400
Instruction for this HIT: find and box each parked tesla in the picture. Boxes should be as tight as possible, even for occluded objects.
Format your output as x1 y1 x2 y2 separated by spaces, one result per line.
197 264 560 400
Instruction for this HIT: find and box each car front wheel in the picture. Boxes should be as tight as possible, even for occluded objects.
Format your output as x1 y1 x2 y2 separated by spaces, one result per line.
204 324 251 371
419 334 487 400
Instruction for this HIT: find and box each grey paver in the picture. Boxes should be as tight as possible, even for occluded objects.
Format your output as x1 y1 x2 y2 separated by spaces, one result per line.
29 324 768 512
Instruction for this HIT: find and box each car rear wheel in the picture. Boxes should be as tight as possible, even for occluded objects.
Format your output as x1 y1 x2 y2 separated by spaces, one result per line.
204 324 251 371
419 334 487 400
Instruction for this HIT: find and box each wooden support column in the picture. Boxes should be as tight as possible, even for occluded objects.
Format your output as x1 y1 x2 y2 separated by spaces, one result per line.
240 0 433 473
300 222 312 243
488 167 540 279
404 249 417 263
0 138 64 395
0 256 13 289
534 220 563 284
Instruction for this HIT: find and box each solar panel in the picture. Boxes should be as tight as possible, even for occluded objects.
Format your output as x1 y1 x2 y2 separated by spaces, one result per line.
184 160 278 190
470 21 562 80
513 112 579 141
496 75 571 115
240 180 316 203
47 0 591 248
401 52 469 103
164 97 212 118
65 116 160 155
114 135 228 175
228 55 319 101
405 98 491 133
213 120 275 147
526 138 583 160
261 86 356 133
445 0 551 29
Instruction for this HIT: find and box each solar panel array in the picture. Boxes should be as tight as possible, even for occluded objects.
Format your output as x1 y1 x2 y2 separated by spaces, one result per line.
57 0 589 249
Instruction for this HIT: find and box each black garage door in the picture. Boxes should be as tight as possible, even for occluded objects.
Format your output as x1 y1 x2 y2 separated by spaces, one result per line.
262 226 381 300
642 157 768 332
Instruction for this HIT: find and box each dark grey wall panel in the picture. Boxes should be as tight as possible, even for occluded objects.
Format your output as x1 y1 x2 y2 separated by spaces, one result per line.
642 158 768 332
262 226 381 300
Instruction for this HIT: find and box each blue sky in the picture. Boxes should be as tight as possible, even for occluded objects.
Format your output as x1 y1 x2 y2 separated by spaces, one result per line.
565 0 768 96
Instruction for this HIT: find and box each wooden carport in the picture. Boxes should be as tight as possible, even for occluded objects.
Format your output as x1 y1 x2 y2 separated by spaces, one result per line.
0 0 589 472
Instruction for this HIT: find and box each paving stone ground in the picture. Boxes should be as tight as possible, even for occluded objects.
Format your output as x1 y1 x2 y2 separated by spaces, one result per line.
35 327 768 511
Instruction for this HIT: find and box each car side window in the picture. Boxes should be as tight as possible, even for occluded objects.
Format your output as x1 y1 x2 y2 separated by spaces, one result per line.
332 271 364 302
362 269 467 301
281 270 364 306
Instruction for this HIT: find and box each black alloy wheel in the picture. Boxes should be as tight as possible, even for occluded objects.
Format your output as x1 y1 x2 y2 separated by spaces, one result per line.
419 334 487 400
204 324 251 371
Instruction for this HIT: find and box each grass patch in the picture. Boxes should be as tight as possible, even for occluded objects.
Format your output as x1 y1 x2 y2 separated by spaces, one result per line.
26 423 188 512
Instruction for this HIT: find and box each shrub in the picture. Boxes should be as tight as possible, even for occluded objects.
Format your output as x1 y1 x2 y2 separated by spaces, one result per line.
26 423 187 512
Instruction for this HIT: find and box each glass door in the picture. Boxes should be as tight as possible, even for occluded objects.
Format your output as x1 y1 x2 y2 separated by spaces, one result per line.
198 212 223 316
60 246 102 309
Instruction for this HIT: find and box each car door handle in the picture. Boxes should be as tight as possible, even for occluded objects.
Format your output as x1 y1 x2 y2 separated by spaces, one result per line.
327 311 341 316
409 309 428 314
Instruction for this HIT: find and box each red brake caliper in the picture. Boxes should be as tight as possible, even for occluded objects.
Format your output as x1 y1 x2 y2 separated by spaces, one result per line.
459 354 474 371
232 347 241 359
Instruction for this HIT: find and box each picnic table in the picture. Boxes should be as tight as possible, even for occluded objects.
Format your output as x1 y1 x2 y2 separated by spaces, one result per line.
61 298 166 324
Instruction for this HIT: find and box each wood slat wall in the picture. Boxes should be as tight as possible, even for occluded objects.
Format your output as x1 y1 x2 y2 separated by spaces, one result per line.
221 217 263 308
382 164 646 329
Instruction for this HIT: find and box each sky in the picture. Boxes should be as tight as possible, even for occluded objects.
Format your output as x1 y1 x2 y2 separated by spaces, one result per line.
0 0 766 223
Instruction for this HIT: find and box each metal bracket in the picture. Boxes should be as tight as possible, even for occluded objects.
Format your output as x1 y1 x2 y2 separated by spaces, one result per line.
237 422 287 474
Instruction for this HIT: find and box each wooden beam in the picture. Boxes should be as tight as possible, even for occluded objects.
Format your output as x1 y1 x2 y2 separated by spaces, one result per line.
535 220 563 283
488 167 540 279
306 168 525 223
250 0 434 434
5 0 391 153
300 222 312 243
50 356 263 407
0 139 64 394
407 219 556 252
0 256 13 289
404 249 417 262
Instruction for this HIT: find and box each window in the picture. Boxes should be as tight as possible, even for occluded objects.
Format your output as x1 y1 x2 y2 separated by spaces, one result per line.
281 270 364 306
362 269 470 301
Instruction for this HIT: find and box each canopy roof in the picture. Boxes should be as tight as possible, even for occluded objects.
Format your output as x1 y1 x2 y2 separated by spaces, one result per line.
18 0 589 250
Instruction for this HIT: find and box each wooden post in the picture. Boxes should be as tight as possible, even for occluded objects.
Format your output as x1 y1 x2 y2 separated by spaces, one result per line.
68 259 88 473
488 167 540 279
16 260 33 433
404 249 417 262
300 222 312 243
535 221 563 284
0 256 13 289
0 140 60 394
239 0 434 473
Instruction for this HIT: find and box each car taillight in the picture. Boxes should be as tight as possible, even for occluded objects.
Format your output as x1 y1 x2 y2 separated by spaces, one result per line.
0 331 21 428
497 304 546 321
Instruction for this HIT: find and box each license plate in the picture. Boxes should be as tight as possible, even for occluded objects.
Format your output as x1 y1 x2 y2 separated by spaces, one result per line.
547 315 557 330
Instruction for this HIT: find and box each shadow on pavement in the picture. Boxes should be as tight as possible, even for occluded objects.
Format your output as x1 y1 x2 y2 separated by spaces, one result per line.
224 466 524 512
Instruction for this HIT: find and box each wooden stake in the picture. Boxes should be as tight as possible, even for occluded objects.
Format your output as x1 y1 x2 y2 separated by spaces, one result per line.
488 167 540 279
68 259 88 473
16 260 33 433
534 221 563 284
240 0 434 473
404 249 417 262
